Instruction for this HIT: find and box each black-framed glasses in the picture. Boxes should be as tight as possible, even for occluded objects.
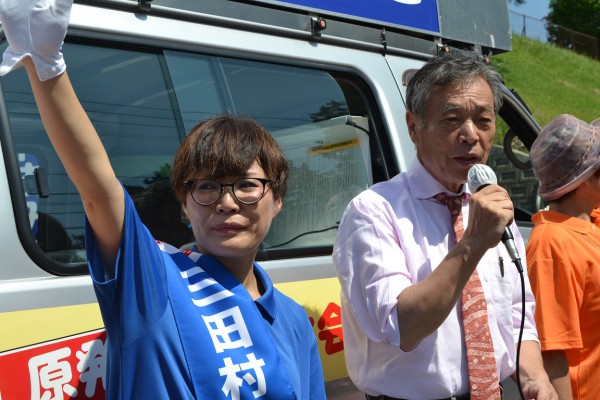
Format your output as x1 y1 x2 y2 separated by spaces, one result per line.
185 178 272 206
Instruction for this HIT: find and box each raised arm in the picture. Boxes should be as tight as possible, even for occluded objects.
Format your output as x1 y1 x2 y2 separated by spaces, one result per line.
25 61 124 270
0 0 124 271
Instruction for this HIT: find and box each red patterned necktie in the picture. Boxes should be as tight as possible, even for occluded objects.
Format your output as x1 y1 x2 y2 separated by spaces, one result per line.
434 193 501 400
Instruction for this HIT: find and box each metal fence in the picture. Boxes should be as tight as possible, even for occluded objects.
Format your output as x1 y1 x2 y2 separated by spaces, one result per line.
509 10 599 59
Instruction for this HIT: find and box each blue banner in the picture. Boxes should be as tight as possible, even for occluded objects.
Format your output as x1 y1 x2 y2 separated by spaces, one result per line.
274 0 440 33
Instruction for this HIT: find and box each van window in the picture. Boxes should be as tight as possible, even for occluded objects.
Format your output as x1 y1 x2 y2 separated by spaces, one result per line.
487 147 539 222
1 41 377 273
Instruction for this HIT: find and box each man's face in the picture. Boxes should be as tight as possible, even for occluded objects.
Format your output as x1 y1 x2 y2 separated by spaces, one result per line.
406 77 496 193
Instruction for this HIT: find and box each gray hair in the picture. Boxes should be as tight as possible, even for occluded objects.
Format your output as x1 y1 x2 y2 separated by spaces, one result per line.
406 48 504 120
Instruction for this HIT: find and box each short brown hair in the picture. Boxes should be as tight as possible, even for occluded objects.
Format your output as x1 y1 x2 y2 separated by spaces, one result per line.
171 116 288 203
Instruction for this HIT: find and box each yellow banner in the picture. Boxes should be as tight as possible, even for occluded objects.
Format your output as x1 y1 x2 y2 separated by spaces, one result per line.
0 277 348 382
276 277 347 381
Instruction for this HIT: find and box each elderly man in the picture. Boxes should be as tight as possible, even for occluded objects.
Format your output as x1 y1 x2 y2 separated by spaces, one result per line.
333 48 556 400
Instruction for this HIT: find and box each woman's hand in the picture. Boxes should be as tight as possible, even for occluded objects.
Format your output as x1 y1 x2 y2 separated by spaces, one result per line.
0 0 74 80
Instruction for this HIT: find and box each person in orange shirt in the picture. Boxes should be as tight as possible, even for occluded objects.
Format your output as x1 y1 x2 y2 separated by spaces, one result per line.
592 118 600 228
527 114 600 400
592 207 600 228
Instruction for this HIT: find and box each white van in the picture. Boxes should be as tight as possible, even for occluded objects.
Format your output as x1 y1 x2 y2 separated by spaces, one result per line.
0 0 541 398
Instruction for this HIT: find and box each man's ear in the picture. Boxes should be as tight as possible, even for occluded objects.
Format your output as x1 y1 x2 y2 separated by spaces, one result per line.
406 111 419 144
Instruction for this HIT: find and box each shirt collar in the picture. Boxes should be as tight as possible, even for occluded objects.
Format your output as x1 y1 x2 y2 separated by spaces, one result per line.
253 262 277 323
407 158 469 200
196 253 278 323
533 210 596 235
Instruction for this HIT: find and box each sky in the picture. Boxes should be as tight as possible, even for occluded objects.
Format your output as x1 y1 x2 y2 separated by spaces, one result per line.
508 0 551 20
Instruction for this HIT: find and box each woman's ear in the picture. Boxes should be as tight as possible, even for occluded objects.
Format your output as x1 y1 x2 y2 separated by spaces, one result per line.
181 202 189 219
180 204 190 225
273 197 283 217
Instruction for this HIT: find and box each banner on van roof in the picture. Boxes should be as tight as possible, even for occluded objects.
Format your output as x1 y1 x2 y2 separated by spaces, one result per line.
272 0 440 33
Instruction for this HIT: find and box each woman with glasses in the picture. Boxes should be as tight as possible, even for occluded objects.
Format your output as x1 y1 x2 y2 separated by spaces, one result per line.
0 2 325 399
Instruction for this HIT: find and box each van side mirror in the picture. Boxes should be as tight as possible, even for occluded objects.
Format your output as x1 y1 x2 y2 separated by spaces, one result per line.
23 167 50 198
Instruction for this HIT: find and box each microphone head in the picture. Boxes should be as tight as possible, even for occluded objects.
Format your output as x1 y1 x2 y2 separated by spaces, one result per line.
467 164 497 193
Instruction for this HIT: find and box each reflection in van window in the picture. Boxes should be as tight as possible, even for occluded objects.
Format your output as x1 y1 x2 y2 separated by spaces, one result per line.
2 42 374 272
166 52 372 252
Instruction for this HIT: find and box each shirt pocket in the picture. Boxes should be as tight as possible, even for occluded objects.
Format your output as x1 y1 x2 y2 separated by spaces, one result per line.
481 253 514 329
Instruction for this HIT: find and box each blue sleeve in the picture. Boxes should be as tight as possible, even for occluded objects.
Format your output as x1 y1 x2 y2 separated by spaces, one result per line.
85 187 169 346
288 297 326 400
309 329 327 400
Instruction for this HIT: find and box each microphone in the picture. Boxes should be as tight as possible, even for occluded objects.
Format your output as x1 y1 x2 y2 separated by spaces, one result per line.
467 164 523 272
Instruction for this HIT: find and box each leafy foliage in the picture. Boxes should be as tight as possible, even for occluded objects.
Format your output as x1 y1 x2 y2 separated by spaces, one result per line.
546 0 600 57
547 0 600 37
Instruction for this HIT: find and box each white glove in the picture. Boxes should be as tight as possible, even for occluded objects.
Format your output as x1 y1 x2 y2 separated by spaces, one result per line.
0 0 73 81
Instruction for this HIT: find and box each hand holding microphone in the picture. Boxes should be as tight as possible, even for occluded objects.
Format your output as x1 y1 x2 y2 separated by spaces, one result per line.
467 164 523 272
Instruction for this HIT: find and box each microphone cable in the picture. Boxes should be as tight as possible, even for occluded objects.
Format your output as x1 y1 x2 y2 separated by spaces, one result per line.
467 164 528 399
515 257 526 400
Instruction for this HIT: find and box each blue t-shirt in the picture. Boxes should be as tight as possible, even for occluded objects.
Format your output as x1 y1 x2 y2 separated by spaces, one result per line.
86 189 325 399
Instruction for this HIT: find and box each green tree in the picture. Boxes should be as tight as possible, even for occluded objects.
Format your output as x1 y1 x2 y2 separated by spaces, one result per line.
547 0 600 37
143 163 172 185
309 100 349 122
546 0 600 57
